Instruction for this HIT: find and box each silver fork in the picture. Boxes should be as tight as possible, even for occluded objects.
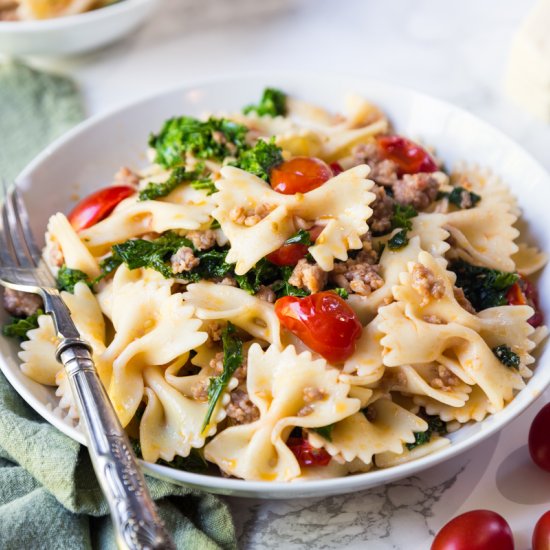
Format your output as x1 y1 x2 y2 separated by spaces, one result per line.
0 182 176 550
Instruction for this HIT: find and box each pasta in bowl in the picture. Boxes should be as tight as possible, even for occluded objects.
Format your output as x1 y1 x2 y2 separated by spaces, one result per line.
2 78 549 496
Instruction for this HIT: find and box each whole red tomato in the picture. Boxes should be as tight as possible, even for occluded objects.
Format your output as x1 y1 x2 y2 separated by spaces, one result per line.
529 403 550 472
270 156 333 194
274 291 362 363
68 185 135 231
287 436 331 467
376 135 438 176
533 511 550 550
431 510 514 550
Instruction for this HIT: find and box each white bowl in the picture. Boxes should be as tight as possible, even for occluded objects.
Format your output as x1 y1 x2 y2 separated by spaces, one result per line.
3 74 550 499
0 0 159 55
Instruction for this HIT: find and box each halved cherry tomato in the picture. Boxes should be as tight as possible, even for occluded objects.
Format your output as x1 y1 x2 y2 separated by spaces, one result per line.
270 157 333 195
507 275 544 327
287 436 331 467
431 510 514 550
266 226 324 266
533 511 550 550
529 403 550 472
68 185 135 231
376 135 438 176
275 291 362 363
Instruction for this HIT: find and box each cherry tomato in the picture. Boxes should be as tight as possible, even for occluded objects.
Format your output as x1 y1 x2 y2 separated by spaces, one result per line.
275 291 362 363
376 135 438 176
266 226 324 266
533 511 550 550
329 161 344 176
431 510 514 550
529 403 550 472
507 275 544 327
68 185 135 231
270 157 333 194
287 436 331 466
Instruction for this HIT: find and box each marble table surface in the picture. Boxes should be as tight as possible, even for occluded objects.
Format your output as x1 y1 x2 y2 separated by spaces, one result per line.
35 0 550 547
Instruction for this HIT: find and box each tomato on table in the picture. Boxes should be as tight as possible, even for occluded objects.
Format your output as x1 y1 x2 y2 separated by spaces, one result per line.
376 135 438 175
431 510 514 550
287 436 331 467
275 291 362 363
529 403 550 472
270 156 333 194
266 225 324 266
68 185 135 231
533 511 550 550
507 275 544 327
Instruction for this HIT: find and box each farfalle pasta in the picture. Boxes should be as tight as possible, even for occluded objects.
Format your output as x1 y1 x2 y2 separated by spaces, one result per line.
3 87 546 481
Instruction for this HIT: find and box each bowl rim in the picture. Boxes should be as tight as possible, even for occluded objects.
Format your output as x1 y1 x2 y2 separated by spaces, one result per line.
10 71 550 497
0 0 158 31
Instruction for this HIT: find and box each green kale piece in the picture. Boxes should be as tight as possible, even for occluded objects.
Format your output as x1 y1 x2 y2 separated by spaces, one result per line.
284 229 312 246
186 248 234 283
159 448 209 474
332 288 349 299
310 424 335 442
243 87 287 117
406 410 447 450
2 309 44 340
94 254 123 283
233 258 280 295
149 116 249 168
271 266 309 298
139 165 214 201
202 323 243 430
440 186 481 209
113 232 193 278
387 228 409 250
450 260 519 311
232 138 283 181
57 265 91 293
391 204 417 231
493 344 520 369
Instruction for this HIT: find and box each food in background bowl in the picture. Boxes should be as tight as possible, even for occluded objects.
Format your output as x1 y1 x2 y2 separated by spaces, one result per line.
3 87 548 483
0 0 120 21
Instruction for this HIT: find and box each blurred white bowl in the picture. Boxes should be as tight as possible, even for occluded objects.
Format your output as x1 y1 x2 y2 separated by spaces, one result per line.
0 0 160 55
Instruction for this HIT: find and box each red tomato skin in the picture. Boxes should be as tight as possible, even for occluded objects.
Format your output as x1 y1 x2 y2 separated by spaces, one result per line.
274 291 362 363
329 162 344 176
266 226 324 266
529 403 550 472
287 437 331 467
68 186 135 231
431 510 514 550
376 135 438 176
533 511 550 550
270 157 333 195
507 276 544 328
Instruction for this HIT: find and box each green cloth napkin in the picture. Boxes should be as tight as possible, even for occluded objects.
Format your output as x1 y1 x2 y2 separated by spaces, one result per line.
0 61 237 550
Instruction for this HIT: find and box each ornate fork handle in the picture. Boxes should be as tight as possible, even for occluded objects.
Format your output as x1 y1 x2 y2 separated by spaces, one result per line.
56 339 176 550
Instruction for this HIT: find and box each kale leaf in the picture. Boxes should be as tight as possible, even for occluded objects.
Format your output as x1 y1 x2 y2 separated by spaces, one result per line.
493 344 520 369
139 165 214 201
450 260 518 311
3 309 44 340
271 265 309 298
439 186 481 209
159 448 209 473
113 232 193 278
94 254 123 283
387 228 409 250
406 410 447 450
310 424 335 442
57 265 91 293
149 116 249 168
243 88 287 118
202 322 243 430
284 229 313 246
331 287 349 299
231 138 283 181
391 204 417 231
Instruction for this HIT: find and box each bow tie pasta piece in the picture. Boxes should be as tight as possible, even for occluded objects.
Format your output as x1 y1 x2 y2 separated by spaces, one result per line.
374 436 450 469
204 344 360 481
182 282 282 346
101 265 207 427
79 198 212 256
307 399 428 465
139 365 225 463
512 243 548 276
213 165 375 274
414 385 495 424
409 213 451 258
445 206 519 272
45 213 100 278
19 282 108 418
